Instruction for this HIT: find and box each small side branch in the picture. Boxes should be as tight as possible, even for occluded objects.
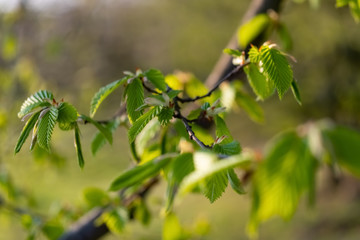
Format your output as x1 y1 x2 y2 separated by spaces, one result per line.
177 62 249 103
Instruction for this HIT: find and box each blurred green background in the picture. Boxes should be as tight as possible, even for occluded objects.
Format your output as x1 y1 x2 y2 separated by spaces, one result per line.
1 0 360 239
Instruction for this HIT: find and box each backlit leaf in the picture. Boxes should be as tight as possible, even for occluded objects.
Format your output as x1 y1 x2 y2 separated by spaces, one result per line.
244 63 274 100
238 14 271 48
128 107 161 143
91 119 120 155
90 77 127 117
18 90 53 118
126 78 144 123
144 69 167 92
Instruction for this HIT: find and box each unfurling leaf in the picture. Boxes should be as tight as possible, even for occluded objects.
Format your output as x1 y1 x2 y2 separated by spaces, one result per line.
90 77 127 117
15 111 41 154
37 107 59 151
18 90 53 118
125 78 144 123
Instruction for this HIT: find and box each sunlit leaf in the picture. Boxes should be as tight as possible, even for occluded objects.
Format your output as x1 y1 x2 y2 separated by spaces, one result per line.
248 131 317 236
227 168 245 194
158 107 174 125
203 170 228 203
90 77 127 117
101 209 127 234
238 14 271 48
163 213 187 240
244 63 274 100
18 90 53 118
213 141 241 156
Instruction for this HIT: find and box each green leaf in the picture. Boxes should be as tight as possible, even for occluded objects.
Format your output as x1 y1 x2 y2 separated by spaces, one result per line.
235 91 264 123
18 90 53 118
90 77 127 117
157 107 174 125
15 111 41 154
290 80 302 105
213 141 242 156
57 102 78 124
83 187 110 207
244 63 274 100
259 45 293 99
238 14 271 48
109 154 175 191
227 168 245 194
248 45 261 63
167 90 182 99
163 213 187 240
180 152 252 194
41 220 64 240
101 209 127 234
37 107 59 151
215 115 233 144
144 69 167 92
91 119 120 155
336 0 360 21
80 115 112 145
74 124 84 168
322 126 360 177
203 170 228 203
128 107 161 143
136 119 161 156
248 131 317 236
134 199 151 226
126 78 144 123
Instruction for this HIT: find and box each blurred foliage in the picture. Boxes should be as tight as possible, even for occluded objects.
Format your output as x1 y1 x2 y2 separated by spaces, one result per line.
0 0 360 239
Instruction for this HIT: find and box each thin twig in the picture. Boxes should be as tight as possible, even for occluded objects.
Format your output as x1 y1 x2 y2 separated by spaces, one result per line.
177 62 249 103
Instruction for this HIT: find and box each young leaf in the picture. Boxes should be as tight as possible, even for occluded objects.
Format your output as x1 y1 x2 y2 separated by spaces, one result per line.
157 107 174 126
248 131 317 235
80 115 112 145
41 220 65 240
291 80 302 105
18 90 53 118
57 102 78 124
90 77 127 117
128 107 161 143
109 154 175 191
259 45 293 99
244 63 274 100
37 107 59 151
91 119 120 155
227 168 245 194
248 45 261 63
203 171 228 203
238 14 271 48
322 126 360 177
144 69 167 92
223 48 242 57
213 141 242 156
215 115 233 144
15 111 41 154
126 78 144 123
74 124 84 168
